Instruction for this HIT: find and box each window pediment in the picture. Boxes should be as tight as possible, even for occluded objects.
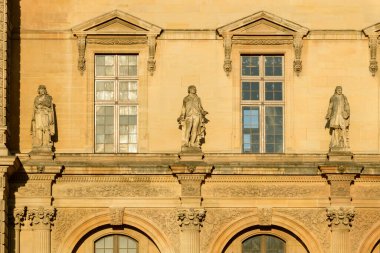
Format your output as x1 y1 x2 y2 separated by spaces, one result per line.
72 10 162 75
217 11 309 76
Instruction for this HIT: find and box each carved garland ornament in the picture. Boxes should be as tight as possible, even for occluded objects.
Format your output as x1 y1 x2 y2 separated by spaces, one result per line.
13 207 27 228
109 207 125 226
258 207 272 226
177 208 206 230
326 207 355 230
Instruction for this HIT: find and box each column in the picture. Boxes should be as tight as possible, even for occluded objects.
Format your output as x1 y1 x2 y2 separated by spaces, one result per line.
326 207 355 253
177 208 206 253
12 208 26 253
0 0 9 155
27 207 56 253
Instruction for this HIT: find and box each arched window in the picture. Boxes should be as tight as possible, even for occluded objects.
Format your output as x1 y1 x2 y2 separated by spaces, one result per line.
243 235 285 253
95 235 138 253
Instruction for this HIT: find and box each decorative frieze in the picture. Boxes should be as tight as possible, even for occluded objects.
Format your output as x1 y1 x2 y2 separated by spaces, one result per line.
177 208 206 230
86 37 148 45
232 39 293 45
326 207 355 230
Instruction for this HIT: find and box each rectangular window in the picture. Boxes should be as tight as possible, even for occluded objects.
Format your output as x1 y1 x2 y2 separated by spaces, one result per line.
95 54 138 153
241 55 284 153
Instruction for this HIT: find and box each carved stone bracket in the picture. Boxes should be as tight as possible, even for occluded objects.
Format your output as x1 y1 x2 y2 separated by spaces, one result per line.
223 34 232 76
76 35 87 74
293 35 303 76
258 207 272 226
147 35 157 75
177 208 206 231
109 207 124 226
368 35 378 76
326 207 355 231
27 207 56 229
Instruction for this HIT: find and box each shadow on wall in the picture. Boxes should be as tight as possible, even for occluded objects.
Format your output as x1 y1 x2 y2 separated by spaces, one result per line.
8 0 21 153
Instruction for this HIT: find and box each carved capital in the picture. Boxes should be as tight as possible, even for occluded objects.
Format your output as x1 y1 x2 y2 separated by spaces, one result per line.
177 208 206 230
27 207 56 229
258 207 272 226
76 35 87 74
326 207 355 230
293 35 303 76
223 34 232 76
12 207 27 229
109 207 124 226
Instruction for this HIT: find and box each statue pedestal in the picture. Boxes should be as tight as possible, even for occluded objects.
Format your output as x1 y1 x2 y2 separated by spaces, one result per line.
327 151 353 162
29 149 55 161
178 151 204 162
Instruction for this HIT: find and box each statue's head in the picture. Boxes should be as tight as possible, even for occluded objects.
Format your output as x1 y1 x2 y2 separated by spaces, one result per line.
335 86 342 95
38 85 47 95
188 85 197 94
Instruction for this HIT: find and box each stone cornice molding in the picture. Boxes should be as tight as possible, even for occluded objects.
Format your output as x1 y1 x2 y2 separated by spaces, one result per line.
177 208 206 231
27 206 56 229
363 23 380 76
72 10 162 75
56 175 177 183
326 206 355 231
217 11 309 76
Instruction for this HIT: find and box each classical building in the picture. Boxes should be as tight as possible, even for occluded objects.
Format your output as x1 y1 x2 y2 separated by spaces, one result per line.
0 1 379 253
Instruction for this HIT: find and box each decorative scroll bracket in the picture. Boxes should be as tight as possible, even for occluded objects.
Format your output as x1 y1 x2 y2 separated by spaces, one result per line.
368 35 378 76
293 35 303 76
223 34 232 76
147 35 157 75
76 34 87 75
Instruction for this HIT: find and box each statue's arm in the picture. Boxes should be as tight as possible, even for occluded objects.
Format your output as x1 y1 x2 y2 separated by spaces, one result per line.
177 98 186 122
198 98 208 116
325 97 333 119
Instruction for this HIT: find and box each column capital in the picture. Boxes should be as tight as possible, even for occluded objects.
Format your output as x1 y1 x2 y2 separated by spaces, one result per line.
177 208 206 231
326 206 355 231
27 207 56 229
12 207 27 229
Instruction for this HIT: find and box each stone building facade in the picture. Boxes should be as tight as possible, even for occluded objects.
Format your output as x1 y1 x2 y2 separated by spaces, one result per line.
0 1 379 253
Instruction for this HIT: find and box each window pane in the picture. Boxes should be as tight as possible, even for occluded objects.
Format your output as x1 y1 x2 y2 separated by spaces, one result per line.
119 81 138 101
265 107 283 153
265 56 283 76
95 238 105 248
96 80 115 101
242 56 259 76
119 55 138 76
119 106 138 153
96 106 114 153
265 82 283 101
96 55 115 76
242 106 260 153
266 235 285 253
242 236 261 253
242 82 259 100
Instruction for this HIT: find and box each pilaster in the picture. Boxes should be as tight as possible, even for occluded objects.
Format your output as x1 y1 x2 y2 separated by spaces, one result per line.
177 208 206 253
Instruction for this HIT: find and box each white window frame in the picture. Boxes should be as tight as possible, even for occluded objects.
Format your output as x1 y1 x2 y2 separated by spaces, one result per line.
241 55 285 153
94 54 139 153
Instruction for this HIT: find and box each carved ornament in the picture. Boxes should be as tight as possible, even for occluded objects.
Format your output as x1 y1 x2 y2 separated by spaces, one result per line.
13 207 27 229
363 23 380 76
109 207 124 226
177 208 206 230
27 207 56 229
77 35 86 74
293 35 303 76
326 207 355 230
258 207 272 226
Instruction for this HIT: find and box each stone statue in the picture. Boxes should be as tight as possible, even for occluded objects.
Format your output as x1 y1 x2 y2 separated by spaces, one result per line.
325 86 350 152
177 85 208 151
31 85 55 152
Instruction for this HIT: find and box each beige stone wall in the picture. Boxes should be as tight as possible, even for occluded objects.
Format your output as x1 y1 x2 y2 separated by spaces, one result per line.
12 1 380 154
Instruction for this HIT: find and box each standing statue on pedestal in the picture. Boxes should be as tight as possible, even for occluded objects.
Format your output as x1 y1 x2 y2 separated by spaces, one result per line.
325 86 350 152
177 85 208 152
31 85 55 152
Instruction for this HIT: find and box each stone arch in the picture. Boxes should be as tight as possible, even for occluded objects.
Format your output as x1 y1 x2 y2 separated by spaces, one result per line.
56 210 175 253
357 220 380 253
207 212 324 253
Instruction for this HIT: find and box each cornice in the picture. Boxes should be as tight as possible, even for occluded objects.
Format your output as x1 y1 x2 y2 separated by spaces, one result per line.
56 175 177 183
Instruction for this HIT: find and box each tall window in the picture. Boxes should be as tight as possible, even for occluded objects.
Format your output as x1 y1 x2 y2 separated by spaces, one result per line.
95 54 138 153
243 235 285 253
241 55 284 153
95 235 138 253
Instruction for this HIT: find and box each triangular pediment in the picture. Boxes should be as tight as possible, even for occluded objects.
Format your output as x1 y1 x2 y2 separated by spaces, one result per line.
217 11 308 37
363 23 380 36
72 10 162 36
